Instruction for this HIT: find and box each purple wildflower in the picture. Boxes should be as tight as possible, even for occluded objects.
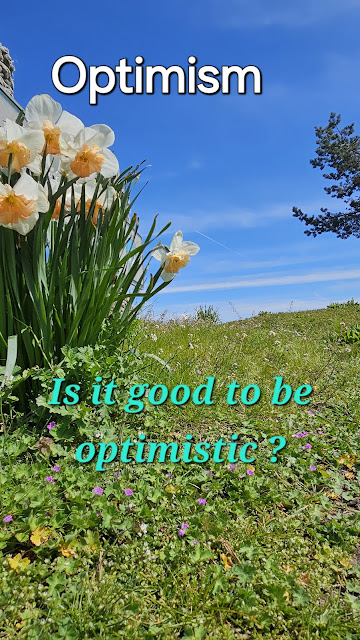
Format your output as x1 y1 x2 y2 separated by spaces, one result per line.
2 515 12 523
93 487 103 495
309 465 317 471
45 476 54 483
166 473 173 478
193 539 198 545
46 421 56 431
124 488 133 496
178 529 185 537
247 469 254 476
53 465 60 472
197 498 207 505
303 443 312 450
115 471 121 477
306 410 315 416
181 523 189 530
228 464 235 472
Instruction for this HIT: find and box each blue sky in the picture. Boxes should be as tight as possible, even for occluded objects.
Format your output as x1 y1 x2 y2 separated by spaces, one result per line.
4 0 360 320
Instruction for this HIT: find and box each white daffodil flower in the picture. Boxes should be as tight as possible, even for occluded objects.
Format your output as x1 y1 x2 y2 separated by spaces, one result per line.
0 120 44 173
73 179 118 225
152 230 200 282
45 175 72 221
24 94 84 156
60 125 119 179
0 172 49 235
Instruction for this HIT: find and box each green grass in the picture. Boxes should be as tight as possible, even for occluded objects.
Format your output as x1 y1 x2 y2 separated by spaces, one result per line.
0 306 359 638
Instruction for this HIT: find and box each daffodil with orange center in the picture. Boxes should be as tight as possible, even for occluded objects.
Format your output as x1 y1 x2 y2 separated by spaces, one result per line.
61 125 119 179
0 190 36 225
0 120 44 173
24 94 83 159
152 230 200 282
70 144 105 178
73 179 117 226
0 173 48 235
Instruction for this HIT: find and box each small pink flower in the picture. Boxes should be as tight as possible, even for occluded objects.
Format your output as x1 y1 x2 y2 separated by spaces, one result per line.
193 539 198 545
93 487 103 495
45 476 54 483
228 464 235 472
46 421 56 431
247 469 254 476
178 529 185 537
53 465 60 472
303 443 312 450
309 465 317 471
197 498 207 505
307 410 315 416
2 515 12 523
124 488 133 496
166 473 173 478
181 523 189 530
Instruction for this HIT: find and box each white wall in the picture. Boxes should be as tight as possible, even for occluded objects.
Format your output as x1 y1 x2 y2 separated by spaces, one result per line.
0 87 21 126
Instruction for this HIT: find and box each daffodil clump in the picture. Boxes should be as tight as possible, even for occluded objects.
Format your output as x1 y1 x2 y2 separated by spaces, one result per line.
0 94 199 381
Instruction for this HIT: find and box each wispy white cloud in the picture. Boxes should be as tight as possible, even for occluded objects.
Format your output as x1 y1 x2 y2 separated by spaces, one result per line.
189 159 204 170
195 250 360 275
159 268 360 294
158 200 325 232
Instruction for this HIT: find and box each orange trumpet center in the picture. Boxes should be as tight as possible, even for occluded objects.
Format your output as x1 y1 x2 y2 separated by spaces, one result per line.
164 252 190 274
42 120 61 155
70 144 105 178
0 140 31 173
51 199 62 220
0 191 37 225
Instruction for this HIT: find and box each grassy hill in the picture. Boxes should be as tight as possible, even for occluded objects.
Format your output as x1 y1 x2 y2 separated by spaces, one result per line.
0 305 359 638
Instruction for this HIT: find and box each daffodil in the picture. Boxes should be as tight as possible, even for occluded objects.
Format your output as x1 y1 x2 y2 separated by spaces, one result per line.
73 179 117 225
0 120 44 173
46 175 72 220
152 230 200 281
60 125 119 179
0 172 48 235
24 94 83 155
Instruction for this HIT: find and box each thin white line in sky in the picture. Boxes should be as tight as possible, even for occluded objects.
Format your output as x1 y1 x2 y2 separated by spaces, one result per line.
194 230 244 257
